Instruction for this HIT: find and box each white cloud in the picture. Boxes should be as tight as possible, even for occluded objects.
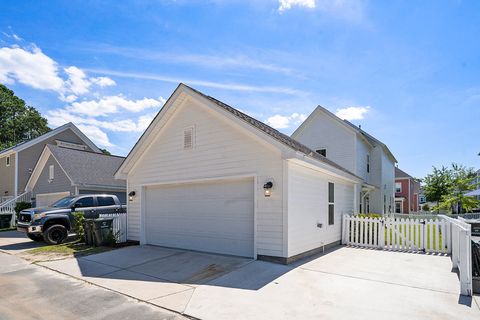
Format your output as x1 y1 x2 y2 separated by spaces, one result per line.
0 44 116 100
85 68 306 96
91 76 116 87
66 95 165 117
76 124 114 147
278 0 316 12
0 45 64 91
265 112 307 129
335 106 370 120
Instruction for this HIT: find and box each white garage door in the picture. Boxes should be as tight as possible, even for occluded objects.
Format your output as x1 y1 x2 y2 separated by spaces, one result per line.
36 192 70 207
145 178 254 258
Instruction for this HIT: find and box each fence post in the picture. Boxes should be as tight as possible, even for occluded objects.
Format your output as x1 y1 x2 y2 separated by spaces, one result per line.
377 218 385 249
342 215 347 245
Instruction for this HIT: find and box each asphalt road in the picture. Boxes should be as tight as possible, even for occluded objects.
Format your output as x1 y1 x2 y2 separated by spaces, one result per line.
0 252 186 320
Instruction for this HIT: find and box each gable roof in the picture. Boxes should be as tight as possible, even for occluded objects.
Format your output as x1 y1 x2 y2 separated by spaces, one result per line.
115 83 361 181
292 105 397 163
26 144 125 191
395 167 413 179
0 122 101 157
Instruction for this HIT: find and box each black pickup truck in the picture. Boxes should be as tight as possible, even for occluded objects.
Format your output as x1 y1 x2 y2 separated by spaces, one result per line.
17 194 125 245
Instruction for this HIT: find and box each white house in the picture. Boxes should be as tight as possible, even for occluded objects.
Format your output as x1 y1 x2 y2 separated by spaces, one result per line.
115 84 362 262
292 106 397 215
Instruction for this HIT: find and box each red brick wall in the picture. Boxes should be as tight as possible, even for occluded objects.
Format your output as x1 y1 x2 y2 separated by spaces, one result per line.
395 179 410 213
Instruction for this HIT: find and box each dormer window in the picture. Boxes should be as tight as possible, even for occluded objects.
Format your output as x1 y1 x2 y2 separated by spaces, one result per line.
316 149 327 157
6 156 10 167
183 126 195 149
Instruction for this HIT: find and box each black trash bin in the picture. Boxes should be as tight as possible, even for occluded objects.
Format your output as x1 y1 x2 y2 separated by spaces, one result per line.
0 214 12 229
92 218 114 246
84 219 94 245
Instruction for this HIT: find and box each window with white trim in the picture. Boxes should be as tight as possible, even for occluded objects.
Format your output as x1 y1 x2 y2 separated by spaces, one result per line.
366 154 370 173
183 126 194 149
49 165 54 181
6 156 10 167
395 182 402 193
328 182 334 225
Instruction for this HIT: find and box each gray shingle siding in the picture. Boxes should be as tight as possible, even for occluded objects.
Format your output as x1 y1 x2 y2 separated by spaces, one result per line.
0 153 16 200
32 155 75 196
17 129 97 194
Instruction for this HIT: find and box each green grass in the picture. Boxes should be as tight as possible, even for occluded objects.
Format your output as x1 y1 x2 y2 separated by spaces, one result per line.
384 224 444 251
27 240 112 257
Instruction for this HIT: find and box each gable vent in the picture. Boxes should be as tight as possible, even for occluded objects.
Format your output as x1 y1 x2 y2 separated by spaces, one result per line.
184 127 194 149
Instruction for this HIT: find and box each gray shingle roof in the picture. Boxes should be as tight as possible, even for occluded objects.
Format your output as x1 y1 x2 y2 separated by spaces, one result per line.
47 145 125 188
186 85 360 180
395 167 412 179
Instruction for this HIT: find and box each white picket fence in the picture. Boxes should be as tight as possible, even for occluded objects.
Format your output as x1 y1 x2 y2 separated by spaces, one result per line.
342 214 472 296
98 213 127 243
440 215 472 296
342 216 450 253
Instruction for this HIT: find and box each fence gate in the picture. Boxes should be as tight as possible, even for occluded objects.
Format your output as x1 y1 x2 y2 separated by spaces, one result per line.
342 215 450 254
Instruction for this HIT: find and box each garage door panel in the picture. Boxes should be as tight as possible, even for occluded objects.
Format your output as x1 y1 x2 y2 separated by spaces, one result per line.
145 178 254 257
36 192 70 207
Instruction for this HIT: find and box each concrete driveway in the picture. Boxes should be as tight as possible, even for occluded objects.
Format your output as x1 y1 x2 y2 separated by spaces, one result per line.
35 245 480 320
0 230 47 253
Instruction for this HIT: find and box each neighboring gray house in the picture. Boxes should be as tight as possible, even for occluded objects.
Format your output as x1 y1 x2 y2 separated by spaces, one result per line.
0 122 101 203
25 144 126 206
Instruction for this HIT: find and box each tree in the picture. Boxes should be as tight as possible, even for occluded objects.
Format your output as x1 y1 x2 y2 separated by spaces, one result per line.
423 166 452 213
100 148 111 155
438 163 479 213
0 84 50 150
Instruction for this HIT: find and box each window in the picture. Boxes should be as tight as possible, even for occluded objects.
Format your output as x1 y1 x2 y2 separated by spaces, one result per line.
366 154 370 173
74 197 94 208
395 182 402 193
183 126 194 149
395 202 402 213
49 165 54 180
6 156 10 167
328 182 334 225
316 149 327 157
97 196 115 206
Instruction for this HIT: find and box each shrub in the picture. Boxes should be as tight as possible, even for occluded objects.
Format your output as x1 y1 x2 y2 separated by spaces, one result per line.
422 204 430 212
14 201 31 214
72 212 85 242
105 229 120 247
356 213 382 219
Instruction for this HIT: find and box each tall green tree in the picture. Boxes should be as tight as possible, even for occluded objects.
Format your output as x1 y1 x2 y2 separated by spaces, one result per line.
0 84 50 150
438 163 479 213
423 166 452 213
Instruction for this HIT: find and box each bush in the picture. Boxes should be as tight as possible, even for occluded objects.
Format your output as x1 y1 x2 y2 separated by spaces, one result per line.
14 201 31 214
356 213 382 219
105 229 120 247
422 204 430 212
72 212 85 242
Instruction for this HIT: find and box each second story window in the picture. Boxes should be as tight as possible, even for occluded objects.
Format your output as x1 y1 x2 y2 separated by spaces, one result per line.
49 165 54 181
395 182 402 193
6 156 10 167
366 154 370 173
316 149 327 157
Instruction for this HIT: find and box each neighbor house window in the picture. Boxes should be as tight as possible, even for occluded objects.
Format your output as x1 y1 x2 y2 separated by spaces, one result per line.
395 182 402 193
316 149 327 157
328 182 334 225
49 165 54 181
6 156 10 167
366 154 370 173
183 126 194 149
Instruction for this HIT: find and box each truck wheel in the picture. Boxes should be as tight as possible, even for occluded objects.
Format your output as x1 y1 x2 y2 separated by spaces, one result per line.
43 225 68 245
27 234 44 242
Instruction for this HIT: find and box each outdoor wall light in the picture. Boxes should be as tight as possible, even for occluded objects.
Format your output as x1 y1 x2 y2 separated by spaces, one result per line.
263 181 273 197
128 191 136 201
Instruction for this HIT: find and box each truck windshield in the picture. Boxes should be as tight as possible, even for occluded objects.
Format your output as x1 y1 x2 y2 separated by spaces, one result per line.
51 196 76 208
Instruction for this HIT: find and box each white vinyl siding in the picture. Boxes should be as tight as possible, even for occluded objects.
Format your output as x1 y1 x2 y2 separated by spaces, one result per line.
287 161 354 257
127 98 285 257
293 113 356 173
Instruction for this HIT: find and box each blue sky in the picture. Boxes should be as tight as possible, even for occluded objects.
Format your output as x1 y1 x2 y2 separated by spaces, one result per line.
0 0 479 178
